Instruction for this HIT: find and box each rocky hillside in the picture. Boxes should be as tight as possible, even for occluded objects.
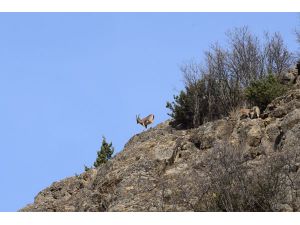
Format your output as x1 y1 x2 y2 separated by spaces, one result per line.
21 76 300 212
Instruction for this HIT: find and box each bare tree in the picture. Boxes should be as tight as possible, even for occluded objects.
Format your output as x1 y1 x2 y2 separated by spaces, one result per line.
204 44 242 115
297 29 300 44
226 27 265 87
180 63 208 127
169 26 294 129
264 32 294 76
294 26 300 61
181 60 202 88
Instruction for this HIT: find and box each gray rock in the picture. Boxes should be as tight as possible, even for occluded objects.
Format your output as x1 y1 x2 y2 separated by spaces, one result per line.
281 71 296 85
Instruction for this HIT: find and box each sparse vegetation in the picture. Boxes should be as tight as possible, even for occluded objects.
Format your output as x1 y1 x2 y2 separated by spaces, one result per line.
167 27 294 128
295 28 300 59
193 141 299 211
82 136 115 171
93 136 114 168
167 80 207 129
84 165 91 172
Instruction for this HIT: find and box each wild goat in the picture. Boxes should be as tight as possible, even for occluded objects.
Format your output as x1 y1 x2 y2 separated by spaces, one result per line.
239 108 251 119
250 106 260 119
239 106 260 119
136 114 155 128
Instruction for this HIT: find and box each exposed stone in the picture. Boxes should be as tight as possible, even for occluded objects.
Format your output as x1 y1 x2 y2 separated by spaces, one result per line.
274 204 293 212
295 76 300 88
266 122 281 143
281 71 296 85
280 109 300 132
247 124 262 147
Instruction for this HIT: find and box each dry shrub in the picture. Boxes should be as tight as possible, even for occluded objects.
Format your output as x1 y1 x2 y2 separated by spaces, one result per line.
194 141 300 211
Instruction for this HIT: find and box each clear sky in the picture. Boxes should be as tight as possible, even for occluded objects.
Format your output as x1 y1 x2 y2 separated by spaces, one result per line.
0 13 299 212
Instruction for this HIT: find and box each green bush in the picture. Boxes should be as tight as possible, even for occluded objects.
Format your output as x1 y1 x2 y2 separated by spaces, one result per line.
166 90 194 129
245 75 287 111
166 79 208 129
84 165 91 172
93 136 114 167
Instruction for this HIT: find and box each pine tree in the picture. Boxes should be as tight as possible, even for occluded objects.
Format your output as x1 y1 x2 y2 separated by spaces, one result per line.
84 165 91 172
93 136 114 168
245 75 287 111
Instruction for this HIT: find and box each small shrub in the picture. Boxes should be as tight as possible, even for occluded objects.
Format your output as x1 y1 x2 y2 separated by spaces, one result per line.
166 79 208 129
93 136 114 168
84 165 91 172
245 75 287 111
195 141 295 212
229 107 242 120
166 90 194 129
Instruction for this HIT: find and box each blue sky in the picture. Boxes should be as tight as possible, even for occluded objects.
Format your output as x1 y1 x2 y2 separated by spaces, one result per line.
0 13 299 211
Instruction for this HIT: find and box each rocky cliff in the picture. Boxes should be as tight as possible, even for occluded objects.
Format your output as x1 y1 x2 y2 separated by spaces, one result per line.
21 86 300 211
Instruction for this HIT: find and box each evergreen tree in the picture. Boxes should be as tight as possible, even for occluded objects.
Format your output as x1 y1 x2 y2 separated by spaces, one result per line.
84 165 91 172
245 75 287 111
93 136 114 167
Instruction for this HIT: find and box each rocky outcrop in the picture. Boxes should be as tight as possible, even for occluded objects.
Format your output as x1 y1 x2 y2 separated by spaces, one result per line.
20 88 300 212
281 63 300 86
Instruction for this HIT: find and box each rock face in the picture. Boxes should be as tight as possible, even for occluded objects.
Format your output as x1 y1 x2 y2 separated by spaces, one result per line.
20 89 300 212
281 63 300 85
